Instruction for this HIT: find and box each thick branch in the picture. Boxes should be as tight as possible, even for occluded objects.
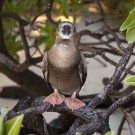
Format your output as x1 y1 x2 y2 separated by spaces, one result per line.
0 86 34 99
0 62 53 96
0 12 29 26
7 96 109 135
106 90 135 117
7 90 135 135
0 53 43 72
88 44 134 108
45 0 58 27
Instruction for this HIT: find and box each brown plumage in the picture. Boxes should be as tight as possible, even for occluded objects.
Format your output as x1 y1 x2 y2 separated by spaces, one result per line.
42 21 87 110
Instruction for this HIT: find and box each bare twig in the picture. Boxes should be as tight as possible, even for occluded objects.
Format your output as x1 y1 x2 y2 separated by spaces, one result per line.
124 110 135 135
118 60 135 83
80 45 135 75
19 25 30 59
99 38 123 55
85 18 104 26
106 90 135 117
78 30 123 56
30 0 58 27
117 112 126 135
117 106 135 135
95 0 126 52
88 44 134 108
94 57 107 67
80 38 127 46
29 39 43 57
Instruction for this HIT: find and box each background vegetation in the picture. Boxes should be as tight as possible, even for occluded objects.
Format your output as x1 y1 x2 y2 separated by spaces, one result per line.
0 0 135 135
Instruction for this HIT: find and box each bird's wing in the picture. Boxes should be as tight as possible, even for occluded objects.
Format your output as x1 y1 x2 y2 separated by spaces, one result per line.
42 52 49 86
79 52 87 86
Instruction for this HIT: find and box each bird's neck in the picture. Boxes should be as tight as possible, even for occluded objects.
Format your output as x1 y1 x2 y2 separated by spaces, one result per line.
54 36 75 47
56 34 74 40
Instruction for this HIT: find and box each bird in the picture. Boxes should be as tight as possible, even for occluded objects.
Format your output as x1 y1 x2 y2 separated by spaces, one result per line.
42 21 87 110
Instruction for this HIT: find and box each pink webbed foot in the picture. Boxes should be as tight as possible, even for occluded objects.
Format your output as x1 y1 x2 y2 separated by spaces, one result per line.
43 89 65 106
65 92 86 110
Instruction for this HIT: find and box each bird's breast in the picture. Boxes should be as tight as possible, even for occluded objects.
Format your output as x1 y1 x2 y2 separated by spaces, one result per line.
48 44 81 70
47 42 81 94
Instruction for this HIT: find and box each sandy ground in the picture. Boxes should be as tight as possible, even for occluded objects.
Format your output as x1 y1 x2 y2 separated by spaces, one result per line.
0 14 134 134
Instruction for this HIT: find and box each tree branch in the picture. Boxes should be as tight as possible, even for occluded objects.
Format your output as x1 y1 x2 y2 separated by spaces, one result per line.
95 0 126 52
6 88 135 135
19 25 30 59
88 44 134 108
106 90 135 117
30 0 57 27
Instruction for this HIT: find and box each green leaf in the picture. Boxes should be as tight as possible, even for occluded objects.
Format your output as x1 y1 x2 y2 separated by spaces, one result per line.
75 132 82 135
45 36 55 50
126 25 135 43
37 35 47 46
4 115 24 135
129 6 135 14
4 34 23 61
105 131 114 135
124 75 135 86
126 18 135 28
0 115 4 135
60 2 69 18
0 108 10 120
120 9 135 32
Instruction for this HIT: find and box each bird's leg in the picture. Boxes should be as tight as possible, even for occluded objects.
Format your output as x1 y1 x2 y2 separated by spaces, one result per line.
43 89 65 106
65 91 86 110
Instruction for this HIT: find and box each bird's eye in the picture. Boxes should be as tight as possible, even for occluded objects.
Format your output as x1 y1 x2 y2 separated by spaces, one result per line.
70 26 74 31
59 26 63 30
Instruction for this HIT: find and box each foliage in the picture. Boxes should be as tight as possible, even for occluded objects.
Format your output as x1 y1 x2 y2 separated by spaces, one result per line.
2 0 135 61
0 108 24 135
121 6 135 86
75 131 114 135
5 34 23 61
124 75 135 86
2 0 88 61
120 6 135 43
102 0 135 18
37 20 56 51
1 1 135 135
75 132 82 135
105 131 114 135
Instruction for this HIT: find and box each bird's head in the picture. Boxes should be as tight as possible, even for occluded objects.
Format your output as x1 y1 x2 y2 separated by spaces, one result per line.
57 21 75 39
